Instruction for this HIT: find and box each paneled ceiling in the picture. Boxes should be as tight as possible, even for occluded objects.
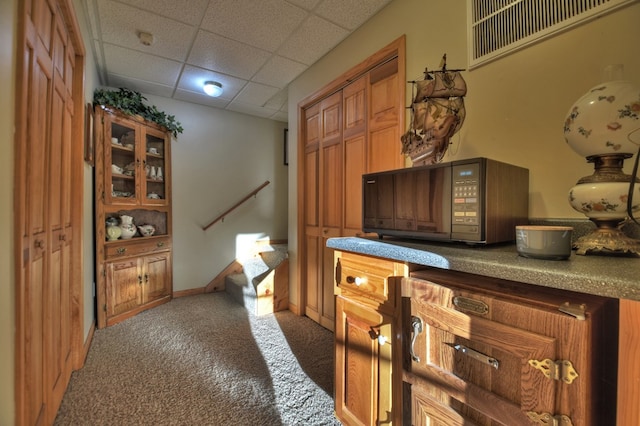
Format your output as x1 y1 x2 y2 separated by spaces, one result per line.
83 0 393 122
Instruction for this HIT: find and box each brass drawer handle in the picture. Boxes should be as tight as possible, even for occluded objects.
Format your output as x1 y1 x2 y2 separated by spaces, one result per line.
116 247 126 254
446 342 500 369
157 242 164 248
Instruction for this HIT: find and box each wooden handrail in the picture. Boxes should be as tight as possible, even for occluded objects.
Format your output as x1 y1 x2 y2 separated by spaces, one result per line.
202 180 271 231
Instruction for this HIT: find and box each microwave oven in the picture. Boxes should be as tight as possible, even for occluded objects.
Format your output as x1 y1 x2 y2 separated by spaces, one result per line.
362 157 529 244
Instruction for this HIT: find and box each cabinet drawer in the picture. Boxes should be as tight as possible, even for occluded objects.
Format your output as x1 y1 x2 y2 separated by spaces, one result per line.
105 237 171 259
335 251 404 305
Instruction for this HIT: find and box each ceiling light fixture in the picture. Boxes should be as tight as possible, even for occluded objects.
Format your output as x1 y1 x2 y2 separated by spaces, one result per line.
203 81 223 97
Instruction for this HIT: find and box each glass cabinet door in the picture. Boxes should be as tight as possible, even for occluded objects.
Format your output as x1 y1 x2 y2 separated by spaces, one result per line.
142 128 168 205
107 117 138 205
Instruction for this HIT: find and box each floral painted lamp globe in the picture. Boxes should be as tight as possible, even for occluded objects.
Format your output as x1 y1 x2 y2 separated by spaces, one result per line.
563 65 640 255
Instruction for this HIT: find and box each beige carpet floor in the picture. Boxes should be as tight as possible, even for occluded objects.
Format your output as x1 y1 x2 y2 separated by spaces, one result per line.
54 292 342 426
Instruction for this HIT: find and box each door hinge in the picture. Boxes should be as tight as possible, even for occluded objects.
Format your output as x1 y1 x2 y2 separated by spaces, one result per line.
528 359 578 384
558 302 586 320
526 411 573 426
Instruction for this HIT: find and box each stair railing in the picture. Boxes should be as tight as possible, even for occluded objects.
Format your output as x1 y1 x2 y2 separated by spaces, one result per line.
202 180 271 231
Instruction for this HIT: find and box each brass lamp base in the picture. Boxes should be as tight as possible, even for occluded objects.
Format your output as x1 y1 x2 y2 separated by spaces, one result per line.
573 219 640 256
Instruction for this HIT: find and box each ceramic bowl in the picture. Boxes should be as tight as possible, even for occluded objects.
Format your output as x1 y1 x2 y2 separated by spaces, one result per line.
515 226 573 260
137 225 155 237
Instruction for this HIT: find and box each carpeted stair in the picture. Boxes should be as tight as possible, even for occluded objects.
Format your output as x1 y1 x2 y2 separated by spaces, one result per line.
225 244 289 315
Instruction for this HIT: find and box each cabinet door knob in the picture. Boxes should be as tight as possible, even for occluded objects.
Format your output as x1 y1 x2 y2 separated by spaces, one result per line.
346 276 363 286
34 239 45 249
138 275 143 284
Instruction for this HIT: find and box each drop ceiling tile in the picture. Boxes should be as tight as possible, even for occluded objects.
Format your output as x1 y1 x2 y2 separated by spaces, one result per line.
106 73 176 98
201 0 307 52
178 65 247 100
173 88 232 109
278 15 349 65
252 56 307 89
264 89 288 110
104 44 182 86
226 100 280 119
286 0 322 11
117 0 210 25
97 0 196 62
315 0 391 30
269 110 288 123
188 30 271 80
235 82 280 106
85 0 100 40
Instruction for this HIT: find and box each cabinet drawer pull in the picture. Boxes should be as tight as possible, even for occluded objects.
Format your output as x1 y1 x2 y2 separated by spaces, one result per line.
410 316 423 362
117 247 126 254
157 242 164 248
346 276 363 286
446 342 499 369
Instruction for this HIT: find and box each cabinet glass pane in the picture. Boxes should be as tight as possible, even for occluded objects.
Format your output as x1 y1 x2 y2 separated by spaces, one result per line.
144 132 166 202
110 122 137 201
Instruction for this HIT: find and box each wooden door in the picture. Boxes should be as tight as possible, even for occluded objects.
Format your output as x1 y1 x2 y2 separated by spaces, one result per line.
304 92 342 330
343 76 368 237
335 295 394 426
368 57 404 173
143 253 171 303
14 0 84 424
106 259 142 318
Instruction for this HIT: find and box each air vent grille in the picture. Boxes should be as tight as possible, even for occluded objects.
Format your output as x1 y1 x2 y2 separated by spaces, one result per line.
468 0 635 68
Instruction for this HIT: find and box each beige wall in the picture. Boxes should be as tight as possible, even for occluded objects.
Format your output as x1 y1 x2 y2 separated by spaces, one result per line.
286 0 640 303
144 94 288 292
1 0 16 421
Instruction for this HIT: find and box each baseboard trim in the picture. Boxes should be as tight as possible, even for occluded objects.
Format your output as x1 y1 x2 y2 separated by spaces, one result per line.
173 287 206 298
81 321 95 365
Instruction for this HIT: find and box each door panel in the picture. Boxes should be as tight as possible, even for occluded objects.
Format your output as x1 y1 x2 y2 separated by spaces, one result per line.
106 259 142 317
144 254 171 302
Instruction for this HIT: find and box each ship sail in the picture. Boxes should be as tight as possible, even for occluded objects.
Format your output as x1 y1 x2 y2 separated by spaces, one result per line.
401 55 467 165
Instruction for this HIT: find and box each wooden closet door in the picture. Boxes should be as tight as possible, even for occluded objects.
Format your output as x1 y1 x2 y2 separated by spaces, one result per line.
303 92 342 330
14 0 82 424
343 76 368 237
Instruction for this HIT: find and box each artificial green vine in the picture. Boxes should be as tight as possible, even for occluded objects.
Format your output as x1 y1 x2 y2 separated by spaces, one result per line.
93 88 184 137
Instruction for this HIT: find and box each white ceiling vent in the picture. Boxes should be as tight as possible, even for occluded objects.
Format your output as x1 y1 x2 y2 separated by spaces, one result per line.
468 0 636 69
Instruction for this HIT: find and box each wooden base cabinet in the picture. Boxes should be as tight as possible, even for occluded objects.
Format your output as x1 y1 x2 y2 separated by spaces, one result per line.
104 243 171 323
402 268 618 426
334 250 407 425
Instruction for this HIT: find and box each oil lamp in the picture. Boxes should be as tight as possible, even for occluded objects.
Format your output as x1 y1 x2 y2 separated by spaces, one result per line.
563 65 640 255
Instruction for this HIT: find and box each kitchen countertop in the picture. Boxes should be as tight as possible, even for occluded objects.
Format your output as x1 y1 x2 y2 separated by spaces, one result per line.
326 236 640 301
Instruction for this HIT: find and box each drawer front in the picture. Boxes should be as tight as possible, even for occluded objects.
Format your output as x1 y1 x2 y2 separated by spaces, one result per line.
335 251 401 305
106 237 171 259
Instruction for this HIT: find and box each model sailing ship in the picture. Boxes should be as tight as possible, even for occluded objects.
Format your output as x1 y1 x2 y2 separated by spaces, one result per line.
401 54 467 165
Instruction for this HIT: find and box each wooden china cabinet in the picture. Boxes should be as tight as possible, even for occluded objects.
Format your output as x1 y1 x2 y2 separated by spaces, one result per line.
94 105 173 328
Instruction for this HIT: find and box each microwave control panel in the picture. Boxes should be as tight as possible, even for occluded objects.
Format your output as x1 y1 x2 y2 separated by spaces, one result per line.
451 162 481 237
